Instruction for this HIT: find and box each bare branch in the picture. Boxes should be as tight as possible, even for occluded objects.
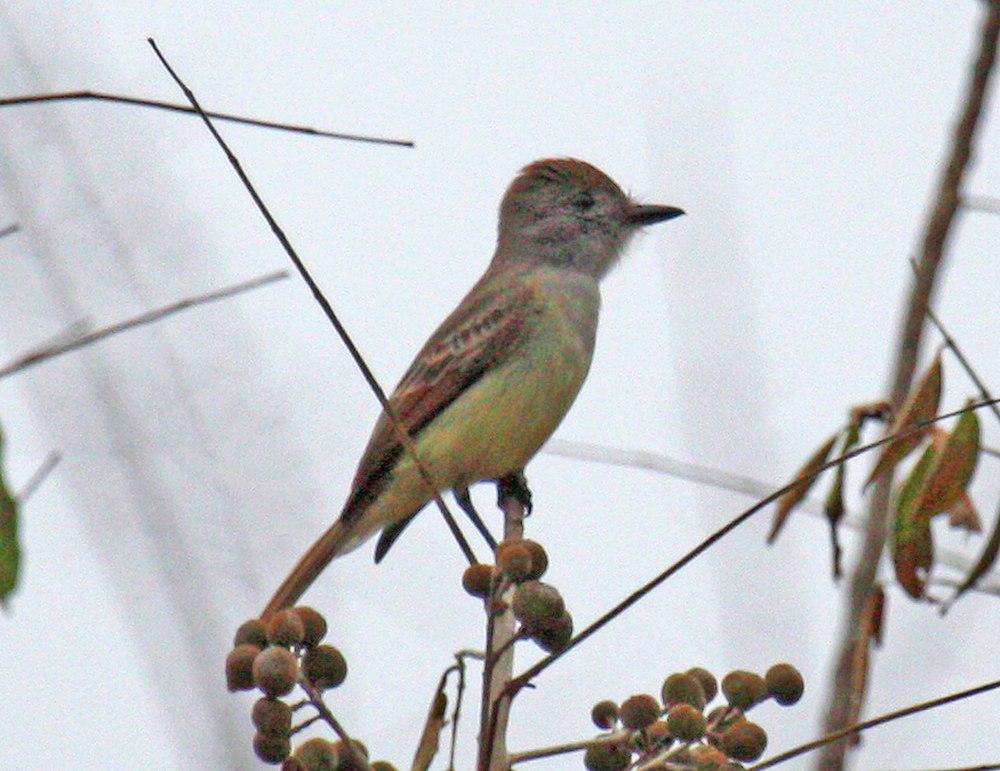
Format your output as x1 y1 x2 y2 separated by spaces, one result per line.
508 399 1000 691
298 677 370 770
0 270 289 380
961 193 1000 214
146 39 477 575
0 91 414 147
509 731 630 765
751 678 1000 769
822 6 1000 763
0 224 18 239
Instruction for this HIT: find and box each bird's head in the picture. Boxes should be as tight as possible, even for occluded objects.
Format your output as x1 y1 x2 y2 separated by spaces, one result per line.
494 158 684 279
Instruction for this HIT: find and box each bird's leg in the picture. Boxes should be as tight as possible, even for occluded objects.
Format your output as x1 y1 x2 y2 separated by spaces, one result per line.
454 486 498 551
496 471 533 516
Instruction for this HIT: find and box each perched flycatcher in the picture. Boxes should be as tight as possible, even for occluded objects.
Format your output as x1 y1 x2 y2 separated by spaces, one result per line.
264 158 683 617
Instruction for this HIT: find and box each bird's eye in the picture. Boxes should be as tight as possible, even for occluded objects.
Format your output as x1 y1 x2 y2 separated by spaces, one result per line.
572 193 596 211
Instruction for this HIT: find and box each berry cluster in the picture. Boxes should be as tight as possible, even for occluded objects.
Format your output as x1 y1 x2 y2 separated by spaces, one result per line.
462 538 573 652
583 664 804 769
225 606 397 769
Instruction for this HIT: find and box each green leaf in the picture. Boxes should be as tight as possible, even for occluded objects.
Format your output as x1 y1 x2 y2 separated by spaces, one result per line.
0 423 19 606
892 442 938 598
767 433 839 544
911 403 980 522
865 354 942 489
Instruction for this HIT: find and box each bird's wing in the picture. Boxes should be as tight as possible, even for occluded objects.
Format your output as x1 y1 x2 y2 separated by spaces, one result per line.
341 275 537 522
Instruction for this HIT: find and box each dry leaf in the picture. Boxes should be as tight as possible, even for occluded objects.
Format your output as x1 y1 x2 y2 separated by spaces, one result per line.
767 434 839 544
411 684 447 771
911 403 980 522
947 493 982 533
865 354 942 489
945 501 1000 612
824 422 860 579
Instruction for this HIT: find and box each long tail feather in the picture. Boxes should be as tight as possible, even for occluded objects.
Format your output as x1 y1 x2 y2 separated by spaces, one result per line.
261 520 356 619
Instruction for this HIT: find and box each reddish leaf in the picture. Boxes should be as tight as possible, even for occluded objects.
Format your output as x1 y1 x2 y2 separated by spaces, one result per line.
892 443 938 598
911 403 981 522
947 493 982 533
767 434 839 544
865 354 942 489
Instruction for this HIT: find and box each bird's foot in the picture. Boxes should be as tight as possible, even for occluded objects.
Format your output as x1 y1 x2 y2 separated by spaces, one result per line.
496 471 533 516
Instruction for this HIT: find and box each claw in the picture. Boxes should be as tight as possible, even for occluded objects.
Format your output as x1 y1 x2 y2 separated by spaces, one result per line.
496 471 533 516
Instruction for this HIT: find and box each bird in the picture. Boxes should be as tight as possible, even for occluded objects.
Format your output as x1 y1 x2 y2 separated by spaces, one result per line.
262 158 683 618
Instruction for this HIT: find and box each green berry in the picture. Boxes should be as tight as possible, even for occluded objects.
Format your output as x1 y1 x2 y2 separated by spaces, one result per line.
662 672 707 710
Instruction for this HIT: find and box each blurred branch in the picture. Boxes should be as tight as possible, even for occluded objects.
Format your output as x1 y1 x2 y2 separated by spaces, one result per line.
961 193 1000 214
509 731 630 765
545 438 1000 593
822 5 999 765
147 39 477 572
447 650 482 771
16 452 60 502
0 91 414 147
505 400 999 695
0 224 18 239
751 678 1000 769
298 677 370 770
0 269 289 380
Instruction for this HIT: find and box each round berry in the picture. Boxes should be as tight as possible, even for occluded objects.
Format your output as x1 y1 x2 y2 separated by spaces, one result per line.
511 581 565 631
521 539 549 579
252 697 292 737
226 644 261 692
661 672 707 710
293 606 328 648
765 663 804 706
253 731 291 764
619 694 660 730
253 646 299 698
719 721 768 762
687 667 718 703
721 671 768 710
666 703 706 742
292 737 340 769
530 610 573 653
267 609 306 647
234 619 268 648
462 563 495 599
303 645 348 690
584 739 630 770
496 540 533 580
590 699 619 730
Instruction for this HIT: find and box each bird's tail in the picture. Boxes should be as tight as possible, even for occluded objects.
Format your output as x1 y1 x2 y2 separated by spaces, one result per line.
261 519 360 620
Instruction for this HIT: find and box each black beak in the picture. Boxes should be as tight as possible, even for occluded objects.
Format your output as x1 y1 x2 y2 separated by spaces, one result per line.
626 204 686 226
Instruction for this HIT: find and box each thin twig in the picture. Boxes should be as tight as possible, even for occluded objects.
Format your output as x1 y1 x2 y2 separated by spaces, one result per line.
447 651 482 771
822 6 999 764
0 269 289 380
509 731 630 765
961 193 1000 214
545 438 1000 593
0 224 18 239
504 399 1000 694
146 39 476 568
15 452 60 502
750 678 1000 769
298 677 370 770
0 91 414 147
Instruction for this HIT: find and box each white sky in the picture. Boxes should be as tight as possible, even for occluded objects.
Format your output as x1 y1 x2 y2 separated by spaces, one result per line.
0 2 997 769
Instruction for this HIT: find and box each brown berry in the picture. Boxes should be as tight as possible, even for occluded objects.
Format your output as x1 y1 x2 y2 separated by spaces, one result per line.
690 744 729 769
666 703 706 742
591 699 619 729
253 731 291 764
707 705 746 732
496 540 533 580
252 697 292 737
765 663 804 706
583 739 630 770
369 763 398 771
234 619 268 648
530 610 573 653
303 644 348 690
719 721 768 762
281 759 305 771
661 672 707 710
521 539 549 579
687 667 718 703
511 581 565 631
619 694 660 730
646 720 674 749
253 646 299 697
332 739 368 770
293 607 328 647
267 609 306 647
293 737 340 769
226 644 261 691
721 671 768 710
462 563 495 599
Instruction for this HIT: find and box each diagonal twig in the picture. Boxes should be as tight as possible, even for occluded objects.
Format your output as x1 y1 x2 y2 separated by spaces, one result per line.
0 91 413 147
750 678 1000 769
0 224 18 239
0 270 289 380
146 39 476 569
15 452 60 502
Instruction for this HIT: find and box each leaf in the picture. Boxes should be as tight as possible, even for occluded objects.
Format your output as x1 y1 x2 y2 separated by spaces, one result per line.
944 500 1000 612
892 443 938 598
0 423 19 607
910 403 980 522
824 422 860 579
869 584 886 648
767 433 839 544
947 493 982 533
865 354 942 489
411 681 447 771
